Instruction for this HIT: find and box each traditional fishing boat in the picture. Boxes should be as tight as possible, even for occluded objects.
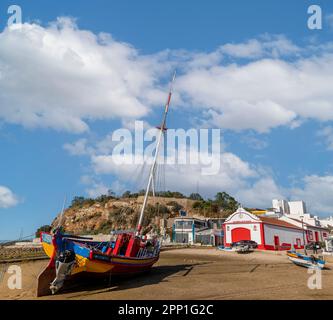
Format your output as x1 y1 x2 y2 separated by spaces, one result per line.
37 72 177 297
286 219 325 269
286 250 325 269
217 246 235 252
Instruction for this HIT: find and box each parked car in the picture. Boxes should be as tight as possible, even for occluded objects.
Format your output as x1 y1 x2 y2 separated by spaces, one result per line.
231 240 258 249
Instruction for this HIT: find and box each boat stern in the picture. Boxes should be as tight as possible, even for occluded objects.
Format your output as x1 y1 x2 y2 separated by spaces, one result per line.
40 232 55 258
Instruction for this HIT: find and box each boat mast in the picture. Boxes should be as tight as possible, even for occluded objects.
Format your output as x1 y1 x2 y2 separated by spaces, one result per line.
135 71 176 236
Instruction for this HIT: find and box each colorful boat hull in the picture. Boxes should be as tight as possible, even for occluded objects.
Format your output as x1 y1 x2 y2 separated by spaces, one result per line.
37 231 160 296
287 250 325 269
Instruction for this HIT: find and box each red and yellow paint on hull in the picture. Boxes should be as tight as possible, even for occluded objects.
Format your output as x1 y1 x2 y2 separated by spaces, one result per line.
37 232 159 297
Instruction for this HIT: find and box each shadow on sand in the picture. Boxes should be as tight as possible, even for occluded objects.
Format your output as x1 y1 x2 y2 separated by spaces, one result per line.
55 262 210 298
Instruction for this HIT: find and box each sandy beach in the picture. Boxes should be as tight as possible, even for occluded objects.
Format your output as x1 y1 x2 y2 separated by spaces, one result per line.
0 248 332 300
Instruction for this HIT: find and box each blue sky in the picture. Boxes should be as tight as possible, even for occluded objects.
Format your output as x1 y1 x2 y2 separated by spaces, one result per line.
1 0 333 239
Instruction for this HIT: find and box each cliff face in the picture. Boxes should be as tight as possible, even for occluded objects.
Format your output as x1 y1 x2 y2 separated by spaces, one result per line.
51 196 197 235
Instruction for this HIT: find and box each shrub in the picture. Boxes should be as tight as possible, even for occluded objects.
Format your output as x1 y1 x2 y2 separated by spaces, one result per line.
189 193 203 201
35 225 52 238
167 201 183 213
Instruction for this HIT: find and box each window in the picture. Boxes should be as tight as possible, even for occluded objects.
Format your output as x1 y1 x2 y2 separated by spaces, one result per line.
308 230 313 241
175 220 193 229
194 221 206 229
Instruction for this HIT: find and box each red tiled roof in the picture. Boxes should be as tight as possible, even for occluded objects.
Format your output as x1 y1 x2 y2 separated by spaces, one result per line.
259 217 303 230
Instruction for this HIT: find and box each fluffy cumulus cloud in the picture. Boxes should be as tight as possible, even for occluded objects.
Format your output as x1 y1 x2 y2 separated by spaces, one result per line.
64 132 333 215
236 177 285 208
176 55 333 132
219 34 300 59
4 18 333 214
1 19 333 133
0 186 19 208
291 175 333 214
65 132 283 207
63 138 92 155
90 152 333 215
0 18 168 133
90 150 289 209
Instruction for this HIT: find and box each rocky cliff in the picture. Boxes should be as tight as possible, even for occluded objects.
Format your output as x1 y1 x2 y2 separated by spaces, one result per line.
51 196 198 235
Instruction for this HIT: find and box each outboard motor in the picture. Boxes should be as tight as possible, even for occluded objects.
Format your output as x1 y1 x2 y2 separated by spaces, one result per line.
50 250 76 294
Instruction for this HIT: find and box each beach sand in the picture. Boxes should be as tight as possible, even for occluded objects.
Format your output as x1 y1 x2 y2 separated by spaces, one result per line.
0 247 332 300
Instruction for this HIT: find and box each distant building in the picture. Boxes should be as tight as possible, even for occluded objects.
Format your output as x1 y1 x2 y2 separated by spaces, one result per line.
272 199 290 215
200 218 225 246
288 201 307 216
223 207 305 250
279 216 329 243
172 217 206 244
320 216 333 229
172 217 224 246
207 218 225 229
272 199 325 228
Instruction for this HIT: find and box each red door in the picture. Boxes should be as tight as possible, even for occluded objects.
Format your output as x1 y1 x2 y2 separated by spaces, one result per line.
231 227 251 243
315 231 319 242
274 236 280 250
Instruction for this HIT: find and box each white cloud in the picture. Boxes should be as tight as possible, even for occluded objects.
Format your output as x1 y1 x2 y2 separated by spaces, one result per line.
0 18 167 133
89 150 333 215
290 175 333 214
66 132 333 215
80 174 126 198
317 126 333 150
204 101 296 133
235 177 285 208
0 186 19 208
241 134 269 150
89 142 265 200
86 182 109 198
63 138 91 155
176 54 333 132
219 35 300 59
1 19 333 134
89 148 289 210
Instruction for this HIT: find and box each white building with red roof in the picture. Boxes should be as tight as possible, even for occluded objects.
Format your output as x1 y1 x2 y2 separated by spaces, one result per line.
223 207 305 250
279 216 329 243
272 199 330 242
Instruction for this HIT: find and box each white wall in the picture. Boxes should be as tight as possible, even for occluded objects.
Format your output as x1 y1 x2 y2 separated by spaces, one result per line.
264 224 304 247
319 217 333 228
272 199 290 214
225 223 262 244
288 201 306 215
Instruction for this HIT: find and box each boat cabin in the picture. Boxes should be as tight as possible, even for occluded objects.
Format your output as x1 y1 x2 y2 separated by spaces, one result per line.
98 233 156 258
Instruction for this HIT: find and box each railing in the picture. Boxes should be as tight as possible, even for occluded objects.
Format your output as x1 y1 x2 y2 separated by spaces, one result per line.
136 243 160 258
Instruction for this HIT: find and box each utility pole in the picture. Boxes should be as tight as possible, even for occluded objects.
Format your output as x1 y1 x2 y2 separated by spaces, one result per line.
301 217 307 255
